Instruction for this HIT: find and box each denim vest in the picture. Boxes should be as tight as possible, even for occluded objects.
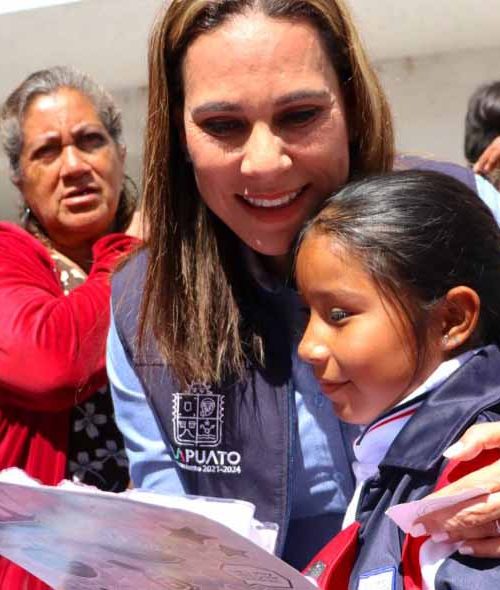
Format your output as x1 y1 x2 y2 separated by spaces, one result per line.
111 158 478 558
112 249 298 553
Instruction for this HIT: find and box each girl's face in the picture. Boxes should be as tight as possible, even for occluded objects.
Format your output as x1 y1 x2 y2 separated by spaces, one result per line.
297 234 445 425
181 11 350 258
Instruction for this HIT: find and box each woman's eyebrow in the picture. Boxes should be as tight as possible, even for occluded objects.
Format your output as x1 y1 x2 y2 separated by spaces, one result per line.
191 101 241 116
26 132 60 150
71 122 103 134
275 89 331 106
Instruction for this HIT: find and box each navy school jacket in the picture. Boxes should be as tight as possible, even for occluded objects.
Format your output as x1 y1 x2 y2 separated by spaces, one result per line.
304 346 500 590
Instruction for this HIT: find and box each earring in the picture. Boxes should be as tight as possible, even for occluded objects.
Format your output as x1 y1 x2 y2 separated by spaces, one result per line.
21 206 31 226
443 334 459 347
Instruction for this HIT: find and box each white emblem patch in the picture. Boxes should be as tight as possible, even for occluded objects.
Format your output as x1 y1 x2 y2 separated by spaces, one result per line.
172 383 242 475
173 382 224 447
358 566 396 590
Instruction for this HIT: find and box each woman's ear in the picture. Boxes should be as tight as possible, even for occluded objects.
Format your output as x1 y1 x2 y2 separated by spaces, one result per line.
440 286 480 352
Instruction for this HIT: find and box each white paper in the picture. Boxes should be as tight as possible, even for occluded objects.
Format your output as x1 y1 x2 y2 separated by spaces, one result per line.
0 468 315 590
385 487 488 533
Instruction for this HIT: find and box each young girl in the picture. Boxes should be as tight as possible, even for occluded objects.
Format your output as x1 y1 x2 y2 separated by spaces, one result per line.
296 170 500 589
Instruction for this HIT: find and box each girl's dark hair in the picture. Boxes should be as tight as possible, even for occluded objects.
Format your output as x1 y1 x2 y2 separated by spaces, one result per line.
465 80 500 165
140 0 394 387
297 170 500 362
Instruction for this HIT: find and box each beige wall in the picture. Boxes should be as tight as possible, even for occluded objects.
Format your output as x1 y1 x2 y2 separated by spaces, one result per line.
378 46 500 165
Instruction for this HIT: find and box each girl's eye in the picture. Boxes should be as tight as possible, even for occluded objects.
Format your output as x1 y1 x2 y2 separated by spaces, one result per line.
201 118 246 137
278 107 321 128
329 309 350 323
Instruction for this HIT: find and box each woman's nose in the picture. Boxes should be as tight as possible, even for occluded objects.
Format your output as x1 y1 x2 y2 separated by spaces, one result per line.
298 321 330 366
240 124 291 177
60 145 91 178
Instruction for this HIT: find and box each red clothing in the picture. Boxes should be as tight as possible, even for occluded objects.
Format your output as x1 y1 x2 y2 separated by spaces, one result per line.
0 222 138 589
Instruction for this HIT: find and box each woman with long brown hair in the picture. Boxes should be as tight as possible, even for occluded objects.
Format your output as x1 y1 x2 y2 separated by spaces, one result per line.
108 0 500 569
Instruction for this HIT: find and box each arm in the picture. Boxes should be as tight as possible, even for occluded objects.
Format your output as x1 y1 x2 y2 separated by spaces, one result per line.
0 223 137 412
107 308 185 493
473 137 500 175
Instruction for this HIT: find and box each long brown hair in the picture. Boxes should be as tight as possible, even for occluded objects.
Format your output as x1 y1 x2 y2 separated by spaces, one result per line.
139 0 395 387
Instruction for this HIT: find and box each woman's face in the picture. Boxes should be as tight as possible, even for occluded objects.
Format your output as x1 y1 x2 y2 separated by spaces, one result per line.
181 11 350 257
17 88 125 248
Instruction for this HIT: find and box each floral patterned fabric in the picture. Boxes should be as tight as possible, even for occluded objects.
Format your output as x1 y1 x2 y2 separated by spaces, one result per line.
51 250 129 492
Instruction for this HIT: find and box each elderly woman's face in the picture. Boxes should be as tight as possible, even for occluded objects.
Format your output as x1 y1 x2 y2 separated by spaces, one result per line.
181 11 350 257
17 88 125 247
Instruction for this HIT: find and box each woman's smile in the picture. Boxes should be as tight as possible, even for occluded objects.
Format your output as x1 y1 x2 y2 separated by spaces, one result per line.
234 184 313 226
238 186 306 208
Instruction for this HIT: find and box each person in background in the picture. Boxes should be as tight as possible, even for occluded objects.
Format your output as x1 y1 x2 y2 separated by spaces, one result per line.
297 170 500 589
465 80 500 188
0 66 140 589
108 0 500 569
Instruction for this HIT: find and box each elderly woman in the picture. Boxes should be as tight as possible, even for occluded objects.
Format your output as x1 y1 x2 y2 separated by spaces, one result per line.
0 66 139 589
108 0 500 573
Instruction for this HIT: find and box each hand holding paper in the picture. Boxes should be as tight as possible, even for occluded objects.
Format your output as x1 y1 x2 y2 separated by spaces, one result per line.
386 487 489 536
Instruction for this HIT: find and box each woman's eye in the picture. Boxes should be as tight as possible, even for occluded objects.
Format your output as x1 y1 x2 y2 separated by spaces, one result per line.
329 309 350 323
201 118 245 137
78 132 106 151
278 107 321 128
32 144 59 161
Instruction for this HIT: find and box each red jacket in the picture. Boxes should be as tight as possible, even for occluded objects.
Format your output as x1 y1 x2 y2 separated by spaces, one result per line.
0 222 138 589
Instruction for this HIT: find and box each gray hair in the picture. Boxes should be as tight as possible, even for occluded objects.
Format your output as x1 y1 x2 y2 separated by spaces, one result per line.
0 66 136 232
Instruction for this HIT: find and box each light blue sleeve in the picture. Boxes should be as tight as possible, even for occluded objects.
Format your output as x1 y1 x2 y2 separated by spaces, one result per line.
475 174 500 224
107 307 185 494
